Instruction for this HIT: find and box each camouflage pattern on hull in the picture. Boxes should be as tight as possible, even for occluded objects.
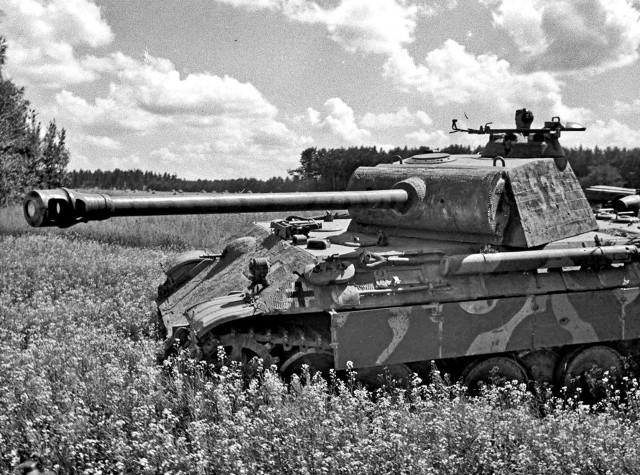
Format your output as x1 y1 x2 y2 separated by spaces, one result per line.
332 288 640 370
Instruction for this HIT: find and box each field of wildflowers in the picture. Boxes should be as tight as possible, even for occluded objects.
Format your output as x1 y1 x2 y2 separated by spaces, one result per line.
3 204 640 474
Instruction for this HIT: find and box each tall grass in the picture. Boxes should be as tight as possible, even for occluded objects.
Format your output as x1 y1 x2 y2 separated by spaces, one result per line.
3 212 640 473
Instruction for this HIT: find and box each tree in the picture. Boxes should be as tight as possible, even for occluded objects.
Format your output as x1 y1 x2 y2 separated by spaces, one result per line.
0 38 31 206
0 37 70 206
38 121 70 189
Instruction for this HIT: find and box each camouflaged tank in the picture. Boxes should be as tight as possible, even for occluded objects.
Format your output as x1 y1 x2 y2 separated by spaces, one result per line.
23 112 640 388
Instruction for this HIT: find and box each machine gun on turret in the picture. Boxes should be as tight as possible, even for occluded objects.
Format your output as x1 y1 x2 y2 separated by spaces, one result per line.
450 116 586 135
450 111 586 159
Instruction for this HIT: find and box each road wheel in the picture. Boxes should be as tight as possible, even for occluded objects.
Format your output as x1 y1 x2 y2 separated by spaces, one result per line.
555 345 623 398
461 356 528 393
280 350 334 381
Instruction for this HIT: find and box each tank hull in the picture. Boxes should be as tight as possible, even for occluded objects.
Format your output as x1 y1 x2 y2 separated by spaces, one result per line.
158 216 640 386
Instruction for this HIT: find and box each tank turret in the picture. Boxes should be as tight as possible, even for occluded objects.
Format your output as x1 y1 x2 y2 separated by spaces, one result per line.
23 111 640 391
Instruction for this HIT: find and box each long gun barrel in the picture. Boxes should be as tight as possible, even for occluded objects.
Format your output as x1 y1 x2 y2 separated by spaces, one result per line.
24 188 410 228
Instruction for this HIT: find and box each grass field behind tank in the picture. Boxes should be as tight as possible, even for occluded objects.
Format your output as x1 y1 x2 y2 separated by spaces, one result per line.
3 203 640 474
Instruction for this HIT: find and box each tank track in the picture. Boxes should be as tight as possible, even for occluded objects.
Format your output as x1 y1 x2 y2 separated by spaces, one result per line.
195 313 334 374
167 313 640 391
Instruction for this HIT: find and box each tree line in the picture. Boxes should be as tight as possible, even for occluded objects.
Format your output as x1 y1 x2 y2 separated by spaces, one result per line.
19 143 640 198
68 145 472 193
67 169 310 193
291 145 640 192
69 144 635 194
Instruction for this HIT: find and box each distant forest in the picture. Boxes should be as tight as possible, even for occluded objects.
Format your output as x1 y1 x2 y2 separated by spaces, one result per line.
68 144 640 193
68 145 441 193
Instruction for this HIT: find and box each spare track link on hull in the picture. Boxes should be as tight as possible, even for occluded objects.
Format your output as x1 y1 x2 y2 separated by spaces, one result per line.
197 319 334 374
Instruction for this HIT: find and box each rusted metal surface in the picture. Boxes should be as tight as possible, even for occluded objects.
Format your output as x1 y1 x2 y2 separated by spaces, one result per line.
348 165 510 238
504 159 596 247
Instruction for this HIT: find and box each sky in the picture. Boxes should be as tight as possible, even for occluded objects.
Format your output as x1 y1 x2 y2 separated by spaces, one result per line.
1 0 640 180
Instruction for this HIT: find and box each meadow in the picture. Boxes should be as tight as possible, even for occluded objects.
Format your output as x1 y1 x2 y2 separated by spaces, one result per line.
3 203 640 474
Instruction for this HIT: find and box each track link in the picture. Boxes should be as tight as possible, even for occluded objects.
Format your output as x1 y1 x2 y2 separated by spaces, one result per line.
196 314 334 374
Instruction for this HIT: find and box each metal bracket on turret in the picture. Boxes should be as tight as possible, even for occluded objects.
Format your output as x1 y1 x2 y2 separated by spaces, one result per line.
271 216 322 241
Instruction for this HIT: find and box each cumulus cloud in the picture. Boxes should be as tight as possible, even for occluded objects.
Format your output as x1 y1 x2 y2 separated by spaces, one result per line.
360 107 433 129
150 146 180 164
405 127 486 150
614 98 640 114
294 102 443 146
148 134 314 180
51 53 291 131
484 0 547 54
210 0 422 62
100 53 278 118
221 0 589 118
562 118 640 148
81 135 121 150
485 0 640 74
53 89 168 133
305 107 321 126
48 51 312 178
215 0 583 119
404 129 452 148
382 40 588 119
216 0 280 10
283 0 418 55
0 0 113 87
303 98 371 142
416 0 458 16
217 0 461 60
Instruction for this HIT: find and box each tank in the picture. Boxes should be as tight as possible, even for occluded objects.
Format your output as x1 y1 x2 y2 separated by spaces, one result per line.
23 111 640 389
